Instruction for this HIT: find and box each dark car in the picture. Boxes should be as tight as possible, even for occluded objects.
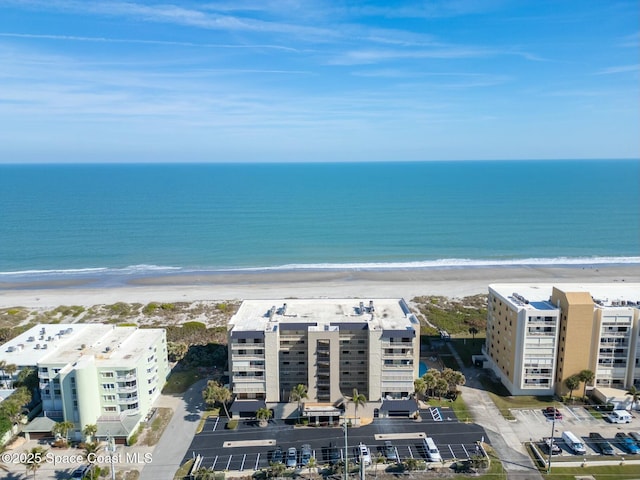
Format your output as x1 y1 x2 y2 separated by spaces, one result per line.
327 445 341 465
384 440 398 461
543 437 561 455
300 444 312 466
589 432 614 455
616 432 640 454
544 407 563 420
271 446 284 464
70 465 91 479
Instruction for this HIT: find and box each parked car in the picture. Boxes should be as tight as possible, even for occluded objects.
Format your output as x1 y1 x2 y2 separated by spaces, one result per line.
589 432 614 455
300 444 312 466
543 437 561 455
70 465 91 479
384 440 398 461
544 407 563 420
628 431 640 445
616 433 640 454
286 447 298 468
328 445 341 465
271 446 284 464
357 443 371 465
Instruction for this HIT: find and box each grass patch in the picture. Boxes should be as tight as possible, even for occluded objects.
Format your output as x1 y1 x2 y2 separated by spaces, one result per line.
542 464 640 479
173 459 194 480
427 395 473 422
142 407 173 446
412 295 487 335
478 374 554 420
449 337 485 367
195 409 220 434
162 369 201 394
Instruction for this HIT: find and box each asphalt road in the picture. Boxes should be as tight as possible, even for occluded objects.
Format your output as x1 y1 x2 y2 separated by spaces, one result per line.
184 412 488 472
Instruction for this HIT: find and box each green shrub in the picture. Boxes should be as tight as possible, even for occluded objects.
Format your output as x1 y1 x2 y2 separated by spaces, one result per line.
226 419 238 430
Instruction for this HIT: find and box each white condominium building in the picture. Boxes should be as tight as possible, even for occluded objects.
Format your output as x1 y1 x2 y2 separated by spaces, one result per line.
0 324 169 443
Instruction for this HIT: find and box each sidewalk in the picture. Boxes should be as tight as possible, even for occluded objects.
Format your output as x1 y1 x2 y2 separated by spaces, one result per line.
139 378 208 480
446 343 544 480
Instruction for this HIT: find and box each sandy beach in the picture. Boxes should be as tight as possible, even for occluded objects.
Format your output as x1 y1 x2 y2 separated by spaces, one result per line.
1 264 639 309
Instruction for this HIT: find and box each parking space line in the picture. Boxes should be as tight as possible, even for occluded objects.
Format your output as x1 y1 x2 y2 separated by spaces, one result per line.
255 453 260 470
212 417 220 431
461 444 470 458
448 444 455 459
408 445 414 458
565 407 580 421
226 456 232 471
240 454 246 471
211 456 218 470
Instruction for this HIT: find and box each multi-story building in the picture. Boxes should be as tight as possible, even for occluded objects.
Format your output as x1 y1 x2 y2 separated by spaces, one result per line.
0 324 169 443
484 284 640 397
227 299 420 417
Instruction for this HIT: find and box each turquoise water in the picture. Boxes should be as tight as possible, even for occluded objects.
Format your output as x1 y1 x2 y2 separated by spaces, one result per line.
419 361 429 378
0 160 638 283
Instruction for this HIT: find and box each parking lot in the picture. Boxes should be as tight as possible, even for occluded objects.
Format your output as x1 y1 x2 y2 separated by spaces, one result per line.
184 411 489 472
510 405 640 459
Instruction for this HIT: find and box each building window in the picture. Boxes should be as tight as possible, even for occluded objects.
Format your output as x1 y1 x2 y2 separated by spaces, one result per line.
103 383 115 390
102 372 114 378
104 406 117 413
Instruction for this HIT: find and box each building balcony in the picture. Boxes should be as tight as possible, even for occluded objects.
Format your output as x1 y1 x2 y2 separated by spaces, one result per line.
117 385 138 393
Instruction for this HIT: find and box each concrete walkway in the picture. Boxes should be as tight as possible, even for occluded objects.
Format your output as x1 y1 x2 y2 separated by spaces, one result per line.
446 342 544 480
139 378 208 480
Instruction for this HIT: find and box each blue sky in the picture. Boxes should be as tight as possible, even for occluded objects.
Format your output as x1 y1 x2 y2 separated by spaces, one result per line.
0 0 638 163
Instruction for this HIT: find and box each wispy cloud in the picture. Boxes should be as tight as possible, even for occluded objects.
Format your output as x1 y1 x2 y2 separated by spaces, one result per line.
594 64 640 75
0 32 303 52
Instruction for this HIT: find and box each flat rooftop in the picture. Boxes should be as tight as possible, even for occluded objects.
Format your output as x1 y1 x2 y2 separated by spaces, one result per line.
0 324 164 368
229 298 417 333
490 283 640 309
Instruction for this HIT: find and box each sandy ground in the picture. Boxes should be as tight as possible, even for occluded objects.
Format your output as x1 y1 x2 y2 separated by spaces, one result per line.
1 264 639 308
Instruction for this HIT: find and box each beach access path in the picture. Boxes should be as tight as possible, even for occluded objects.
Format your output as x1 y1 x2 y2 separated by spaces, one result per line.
140 379 207 480
447 344 544 480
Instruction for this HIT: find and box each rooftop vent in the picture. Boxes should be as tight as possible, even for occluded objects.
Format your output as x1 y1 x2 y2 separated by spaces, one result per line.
35 344 41 350
42 344 48 350
27 336 35 342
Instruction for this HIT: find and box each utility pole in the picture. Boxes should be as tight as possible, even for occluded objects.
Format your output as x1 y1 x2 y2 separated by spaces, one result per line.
343 416 349 480
107 432 116 480
547 406 556 474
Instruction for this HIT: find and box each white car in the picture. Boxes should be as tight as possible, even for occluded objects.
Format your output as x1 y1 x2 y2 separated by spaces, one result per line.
357 443 371 465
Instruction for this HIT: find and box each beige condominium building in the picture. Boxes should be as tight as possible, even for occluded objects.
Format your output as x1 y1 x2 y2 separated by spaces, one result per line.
484 283 640 397
0 324 169 443
227 298 420 419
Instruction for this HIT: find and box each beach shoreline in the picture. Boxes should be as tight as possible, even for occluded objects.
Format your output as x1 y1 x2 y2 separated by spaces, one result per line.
1 264 639 309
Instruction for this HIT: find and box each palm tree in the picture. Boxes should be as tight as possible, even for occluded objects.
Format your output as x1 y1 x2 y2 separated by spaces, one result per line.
626 385 640 410
22 446 47 479
579 369 595 400
53 420 75 445
0 360 6 387
202 380 232 418
564 375 580 401
423 371 438 398
435 378 448 400
413 378 427 401
83 423 98 442
4 363 17 389
307 456 318 476
255 407 272 427
351 388 367 424
81 441 103 479
468 327 479 342
290 384 308 423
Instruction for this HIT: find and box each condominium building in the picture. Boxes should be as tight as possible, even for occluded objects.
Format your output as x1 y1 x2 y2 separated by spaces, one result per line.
483 284 640 396
0 324 169 443
227 299 420 415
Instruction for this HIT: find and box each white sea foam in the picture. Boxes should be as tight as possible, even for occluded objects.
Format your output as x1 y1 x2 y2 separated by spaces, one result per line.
2 257 638 279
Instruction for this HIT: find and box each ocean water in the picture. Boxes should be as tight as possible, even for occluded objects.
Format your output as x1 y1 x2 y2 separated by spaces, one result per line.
0 160 638 283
